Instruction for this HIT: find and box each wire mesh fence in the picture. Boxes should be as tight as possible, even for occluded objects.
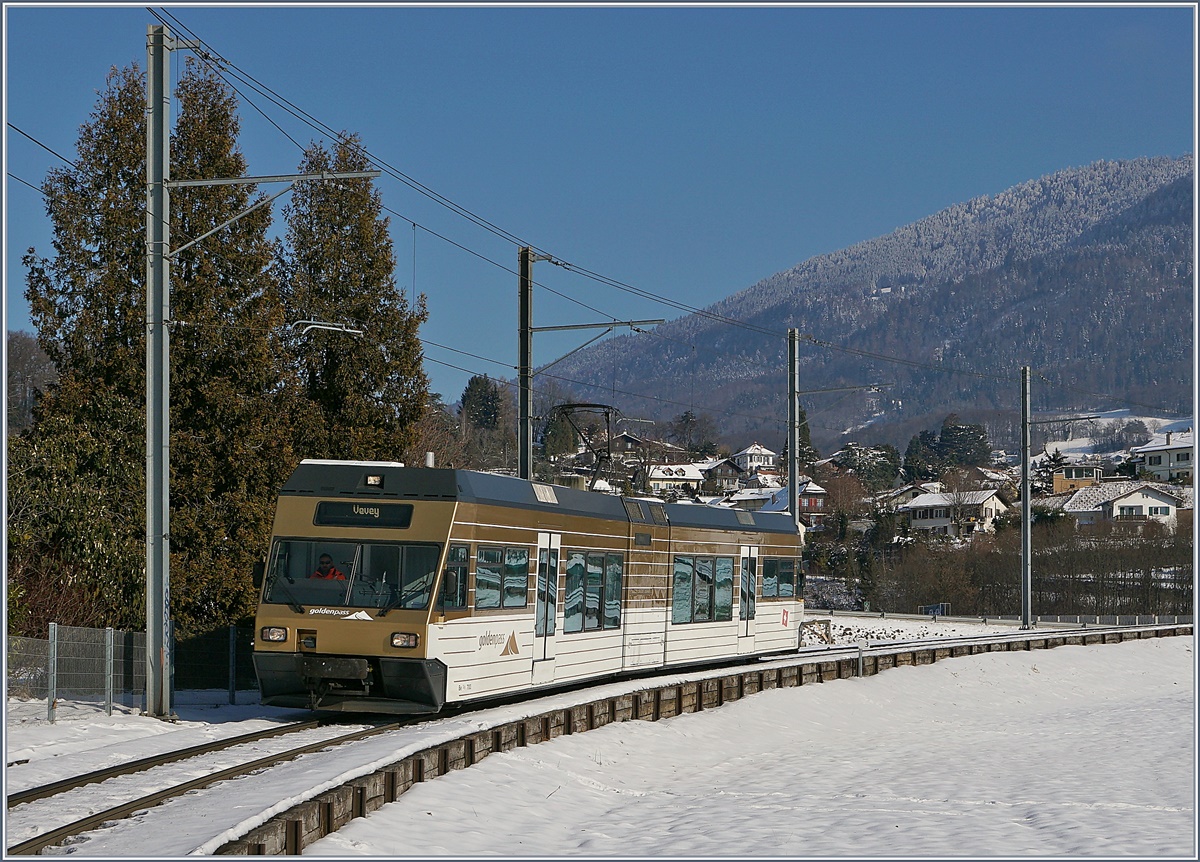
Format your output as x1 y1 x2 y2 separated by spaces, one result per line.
7 636 49 701
173 626 257 696
7 624 257 722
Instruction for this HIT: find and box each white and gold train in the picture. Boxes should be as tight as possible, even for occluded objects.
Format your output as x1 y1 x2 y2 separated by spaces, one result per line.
252 460 806 713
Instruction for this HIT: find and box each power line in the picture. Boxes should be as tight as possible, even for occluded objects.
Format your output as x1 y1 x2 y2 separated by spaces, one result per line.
12 19 1189 423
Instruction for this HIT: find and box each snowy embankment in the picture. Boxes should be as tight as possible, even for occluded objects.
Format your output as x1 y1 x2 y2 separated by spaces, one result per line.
4 622 1193 857
310 636 1194 858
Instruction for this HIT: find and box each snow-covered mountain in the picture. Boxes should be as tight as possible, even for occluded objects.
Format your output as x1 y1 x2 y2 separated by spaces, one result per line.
549 156 1194 454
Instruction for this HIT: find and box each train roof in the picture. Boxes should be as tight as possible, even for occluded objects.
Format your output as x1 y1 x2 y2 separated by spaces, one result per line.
282 460 799 535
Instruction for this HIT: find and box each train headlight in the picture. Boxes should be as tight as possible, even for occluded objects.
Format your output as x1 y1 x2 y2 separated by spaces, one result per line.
260 626 288 643
391 632 420 649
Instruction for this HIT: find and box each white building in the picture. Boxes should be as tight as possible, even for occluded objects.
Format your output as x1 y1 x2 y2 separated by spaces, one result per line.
1038 481 1193 529
732 442 777 473
897 490 1009 537
1130 430 1193 483
646 463 704 496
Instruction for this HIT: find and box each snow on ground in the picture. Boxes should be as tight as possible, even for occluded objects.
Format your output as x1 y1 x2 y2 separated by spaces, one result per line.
310 636 1195 858
4 620 1194 857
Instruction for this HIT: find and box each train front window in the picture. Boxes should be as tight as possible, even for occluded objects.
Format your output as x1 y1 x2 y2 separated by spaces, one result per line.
263 540 441 611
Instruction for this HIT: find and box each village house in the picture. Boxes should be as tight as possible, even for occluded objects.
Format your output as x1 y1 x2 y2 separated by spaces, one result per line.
694 457 744 492
897 489 1009 537
1052 463 1105 494
646 463 704 497
732 442 777 473
1130 429 1193 483
877 482 944 511
1036 481 1193 530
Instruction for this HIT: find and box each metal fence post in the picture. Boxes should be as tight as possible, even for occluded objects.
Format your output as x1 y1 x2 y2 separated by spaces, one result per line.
47 622 58 723
105 627 115 716
168 619 175 715
228 625 237 706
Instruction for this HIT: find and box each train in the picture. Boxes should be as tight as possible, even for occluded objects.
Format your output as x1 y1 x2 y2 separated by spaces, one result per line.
252 459 807 714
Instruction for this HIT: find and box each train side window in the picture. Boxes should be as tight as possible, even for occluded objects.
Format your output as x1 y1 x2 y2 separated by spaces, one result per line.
672 556 693 624
714 557 734 621
564 551 586 633
761 558 779 598
584 553 604 630
563 550 622 633
778 559 795 597
442 544 469 610
673 555 734 623
603 554 622 629
475 547 503 609
739 555 756 621
503 547 530 608
693 557 713 622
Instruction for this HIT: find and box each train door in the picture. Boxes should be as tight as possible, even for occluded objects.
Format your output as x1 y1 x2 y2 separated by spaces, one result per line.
737 546 758 655
531 531 560 685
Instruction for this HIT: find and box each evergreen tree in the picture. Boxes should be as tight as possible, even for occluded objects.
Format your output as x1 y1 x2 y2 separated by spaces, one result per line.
166 61 299 633
542 411 578 460
13 63 296 636
666 410 718 456
833 442 901 492
460 375 503 432
457 375 516 470
15 65 151 634
903 429 942 480
938 414 992 466
276 134 429 462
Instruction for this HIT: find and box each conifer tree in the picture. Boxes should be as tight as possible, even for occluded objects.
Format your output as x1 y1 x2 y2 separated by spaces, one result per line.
276 135 429 461
457 375 517 470
166 60 299 632
13 63 296 636
15 65 151 634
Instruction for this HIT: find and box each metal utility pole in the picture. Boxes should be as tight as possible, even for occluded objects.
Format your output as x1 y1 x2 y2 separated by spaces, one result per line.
1019 367 1100 631
145 23 181 718
519 247 537 480
517 246 662 481
143 23 378 717
787 329 801 532
1020 365 1032 629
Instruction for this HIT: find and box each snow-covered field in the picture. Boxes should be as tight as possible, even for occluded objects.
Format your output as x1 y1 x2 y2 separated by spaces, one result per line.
5 618 1194 857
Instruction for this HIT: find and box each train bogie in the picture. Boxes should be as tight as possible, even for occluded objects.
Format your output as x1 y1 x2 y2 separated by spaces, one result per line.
252 461 805 713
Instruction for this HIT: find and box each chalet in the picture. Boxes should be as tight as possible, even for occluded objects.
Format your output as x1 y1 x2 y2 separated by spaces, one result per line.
732 442 777 473
1037 481 1193 529
694 458 744 492
897 489 1009 537
646 463 704 497
878 482 944 511
742 468 783 490
1130 430 1193 483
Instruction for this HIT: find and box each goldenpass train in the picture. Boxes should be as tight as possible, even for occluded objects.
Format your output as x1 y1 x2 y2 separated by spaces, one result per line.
252 460 806 713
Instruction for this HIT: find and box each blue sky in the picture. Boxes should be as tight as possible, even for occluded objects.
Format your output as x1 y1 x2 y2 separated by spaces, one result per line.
4 4 1195 404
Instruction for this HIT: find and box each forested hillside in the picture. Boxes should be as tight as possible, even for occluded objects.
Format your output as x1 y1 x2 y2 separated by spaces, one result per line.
548 156 1194 454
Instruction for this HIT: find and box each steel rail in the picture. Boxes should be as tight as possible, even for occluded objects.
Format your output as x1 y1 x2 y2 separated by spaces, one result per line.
6 721 402 856
6 720 323 808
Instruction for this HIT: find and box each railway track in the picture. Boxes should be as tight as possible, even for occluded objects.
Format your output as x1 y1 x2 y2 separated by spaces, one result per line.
5 622 1189 856
5 719 404 855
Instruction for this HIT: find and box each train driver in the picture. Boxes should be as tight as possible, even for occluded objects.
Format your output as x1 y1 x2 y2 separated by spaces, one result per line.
310 554 347 580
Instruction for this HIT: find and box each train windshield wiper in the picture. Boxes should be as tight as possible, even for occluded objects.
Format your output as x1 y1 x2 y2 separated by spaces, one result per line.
377 581 429 617
268 575 305 614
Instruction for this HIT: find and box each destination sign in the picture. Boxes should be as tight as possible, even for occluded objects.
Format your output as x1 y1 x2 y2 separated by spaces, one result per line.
313 501 413 528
